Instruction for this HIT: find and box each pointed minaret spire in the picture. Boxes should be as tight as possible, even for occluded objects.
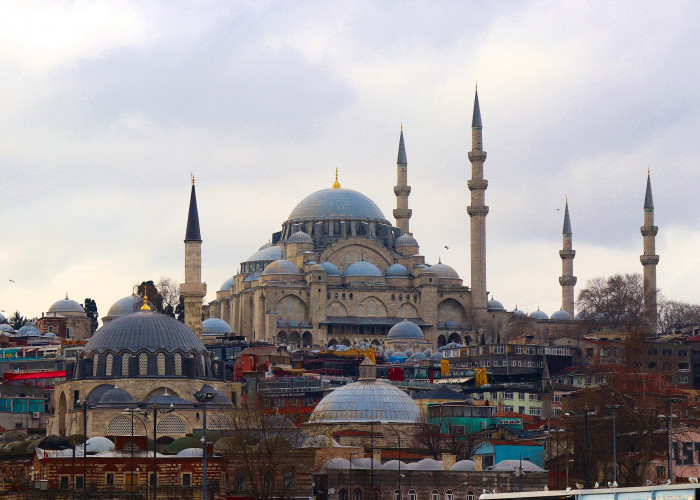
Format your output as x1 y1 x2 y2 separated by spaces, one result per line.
393 125 412 235
180 176 207 338
640 170 659 332
559 198 576 317
468 86 488 313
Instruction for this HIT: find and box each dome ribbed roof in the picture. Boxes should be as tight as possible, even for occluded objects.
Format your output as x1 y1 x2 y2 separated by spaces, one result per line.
262 259 302 275
246 245 285 262
98 387 135 405
487 299 505 312
145 393 191 405
48 296 85 314
84 311 207 354
386 263 410 277
395 234 418 247
320 262 340 276
219 277 234 292
287 231 313 244
310 379 422 424
107 295 141 318
343 261 382 277
427 263 459 279
551 309 573 321
512 308 526 318
0 324 13 333
202 318 233 336
530 309 549 320
287 188 388 223
387 320 425 340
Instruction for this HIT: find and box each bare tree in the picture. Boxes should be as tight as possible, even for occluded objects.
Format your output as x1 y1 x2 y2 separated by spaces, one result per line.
657 298 700 334
155 276 180 317
576 273 646 331
415 415 486 461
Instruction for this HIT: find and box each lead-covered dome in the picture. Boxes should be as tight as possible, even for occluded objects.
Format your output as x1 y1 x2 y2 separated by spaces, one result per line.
262 259 302 275
287 231 313 244
427 263 460 279
310 379 422 424
219 277 234 292
343 261 383 277
84 311 207 354
287 188 388 223
202 318 233 336
487 299 505 312
395 234 418 247
530 309 549 320
320 262 340 276
385 263 410 278
387 320 425 340
98 386 135 405
107 295 142 318
551 309 573 321
48 295 85 315
246 245 285 262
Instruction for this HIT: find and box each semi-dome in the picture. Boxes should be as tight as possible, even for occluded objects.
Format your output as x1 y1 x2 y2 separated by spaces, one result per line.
320 262 340 276
287 231 313 244
343 261 383 277
388 320 425 340
107 295 142 318
385 263 410 278
487 299 505 312
310 379 422 424
395 234 419 247
530 309 549 320
287 188 388 223
48 295 85 315
202 318 233 336
84 311 207 354
219 277 234 292
262 259 302 275
427 263 460 279
246 245 285 262
551 309 573 321
98 386 135 405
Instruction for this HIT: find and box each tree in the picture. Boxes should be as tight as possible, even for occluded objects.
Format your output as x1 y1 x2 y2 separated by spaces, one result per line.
155 277 180 318
175 295 185 323
415 415 485 461
137 280 164 313
8 311 28 330
657 298 700 334
576 273 646 331
83 298 98 333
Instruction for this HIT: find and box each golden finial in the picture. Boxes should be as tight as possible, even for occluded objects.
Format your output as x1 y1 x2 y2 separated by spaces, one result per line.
332 168 341 189
400 122 403 131
648 165 651 175
141 287 151 311
191 173 195 186
475 80 478 90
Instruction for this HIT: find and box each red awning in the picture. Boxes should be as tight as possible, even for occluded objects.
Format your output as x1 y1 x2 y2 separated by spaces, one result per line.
3 370 65 381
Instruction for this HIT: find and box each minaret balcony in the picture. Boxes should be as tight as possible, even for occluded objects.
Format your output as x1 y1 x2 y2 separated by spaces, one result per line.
468 179 488 191
559 276 577 286
468 151 487 162
467 206 489 217
393 208 412 219
640 255 659 266
393 186 411 196
559 249 576 259
640 226 658 236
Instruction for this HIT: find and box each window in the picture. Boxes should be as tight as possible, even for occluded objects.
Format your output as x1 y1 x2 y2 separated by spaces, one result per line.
60 476 69 490
409 491 417 500
519 406 525 414
284 471 295 488
106 354 113 376
264 472 271 489
340 490 349 500
235 473 247 491
394 490 403 500
503 392 513 400
516 346 523 354
354 488 363 500
431 490 440 500
529 407 541 416
182 473 191 486
446 492 453 500
657 466 666 478
157 353 165 375
106 473 114 486
511 360 516 366
553 394 562 403
680 350 688 357
504 405 514 412
494 345 505 354
76 476 84 489
139 353 148 375
518 392 525 400
175 354 182 375
679 376 689 384
467 492 475 500
529 394 539 401
92 355 99 376
149 473 158 486
122 354 129 376
649 348 658 355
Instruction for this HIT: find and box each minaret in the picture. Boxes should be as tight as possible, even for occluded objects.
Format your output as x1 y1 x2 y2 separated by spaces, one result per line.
393 125 412 234
640 171 659 331
467 87 488 312
559 199 577 317
180 176 207 338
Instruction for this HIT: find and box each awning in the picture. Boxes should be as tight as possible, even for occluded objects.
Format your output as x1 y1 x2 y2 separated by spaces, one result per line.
4 370 66 381
320 317 432 327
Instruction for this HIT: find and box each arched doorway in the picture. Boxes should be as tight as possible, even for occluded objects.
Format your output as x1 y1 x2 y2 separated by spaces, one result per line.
437 335 447 347
448 332 462 344
289 331 301 347
302 331 313 347
277 331 288 344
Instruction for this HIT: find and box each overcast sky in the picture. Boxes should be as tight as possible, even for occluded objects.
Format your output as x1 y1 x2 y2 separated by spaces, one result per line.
2 0 700 324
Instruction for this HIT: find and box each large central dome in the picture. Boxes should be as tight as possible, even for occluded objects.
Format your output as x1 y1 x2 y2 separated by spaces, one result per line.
287 188 388 223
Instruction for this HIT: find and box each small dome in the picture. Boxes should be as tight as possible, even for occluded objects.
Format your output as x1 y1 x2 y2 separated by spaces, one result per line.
491 460 545 472
98 386 135 405
287 231 313 244
413 458 445 471
320 262 340 276
48 296 85 315
262 260 302 275
411 352 427 361
512 307 526 318
395 234 419 247
551 309 573 321
387 320 425 340
145 393 191 405
202 318 233 336
219 277 234 292
322 458 351 470
16 325 40 336
451 460 476 471
0 324 13 333
351 458 383 470
343 261 382 278
385 263 410 278
176 448 203 457
246 245 285 262
107 295 142 318
487 299 505 312
530 309 549 320
200 384 233 405
427 263 459 279
430 352 443 360
44 332 58 338
85 437 115 453
383 460 408 470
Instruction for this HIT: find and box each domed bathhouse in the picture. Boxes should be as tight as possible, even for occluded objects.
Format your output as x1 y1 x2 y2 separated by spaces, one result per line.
48 306 240 441
37 294 92 340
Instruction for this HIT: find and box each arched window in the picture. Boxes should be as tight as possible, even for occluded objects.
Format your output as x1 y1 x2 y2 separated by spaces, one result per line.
235 473 246 491
174 354 182 375
156 415 188 436
106 354 113 376
409 490 417 500
446 491 453 500
354 489 363 500
466 492 475 500
431 490 439 500
92 355 99 376
157 353 165 375
339 489 349 500
394 490 403 500
122 354 129 376
139 353 148 375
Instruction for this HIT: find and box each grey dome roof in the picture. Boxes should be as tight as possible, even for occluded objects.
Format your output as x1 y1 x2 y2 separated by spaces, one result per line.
530 309 549 320
343 261 382 277
491 460 545 472
351 458 383 470
219 277 234 292
145 393 191 405
388 320 425 340
385 263 410 278
430 352 443 360
17 325 40 336
287 188 388 223
551 309 573 321
310 379 422 424
0 324 13 333
262 259 302 275
176 448 203 457
320 262 340 276
85 436 115 453
322 458 351 470
98 386 135 405
451 460 476 471
246 245 285 262
488 299 505 312
84 311 207 354
427 263 460 279
200 384 233 404
48 296 85 314
411 352 427 361
383 460 408 470
107 295 141 318
512 307 526 318
395 234 419 247
287 230 313 244
413 458 445 471
202 318 233 336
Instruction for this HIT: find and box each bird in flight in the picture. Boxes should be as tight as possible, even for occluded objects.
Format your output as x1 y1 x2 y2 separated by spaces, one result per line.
8 279 14 283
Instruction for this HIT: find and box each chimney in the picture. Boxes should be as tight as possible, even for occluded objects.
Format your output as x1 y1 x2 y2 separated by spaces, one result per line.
474 455 484 471
441 453 456 469
373 449 382 463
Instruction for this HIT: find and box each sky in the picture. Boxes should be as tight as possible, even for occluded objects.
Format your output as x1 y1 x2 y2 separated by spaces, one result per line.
2 0 700 324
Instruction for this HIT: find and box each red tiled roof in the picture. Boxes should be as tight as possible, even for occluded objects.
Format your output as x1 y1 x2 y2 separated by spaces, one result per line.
380 450 427 460
490 440 543 447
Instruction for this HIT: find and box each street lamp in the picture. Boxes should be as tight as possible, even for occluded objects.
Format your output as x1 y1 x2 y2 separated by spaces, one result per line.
605 405 622 485
194 391 214 500
659 396 683 484
142 397 175 500
122 407 146 500
565 407 596 488
348 451 364 500
381 422 402 498
75 399 90 499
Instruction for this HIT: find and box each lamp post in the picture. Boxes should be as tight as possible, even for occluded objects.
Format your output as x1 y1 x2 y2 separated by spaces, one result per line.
75 399 90 499
605 405 622 485
195 391 214 500
555 428 564 490
144 398 175 500
659 396 683 484
122 407 146 500
565 407 596 488
348 451 363 500
381 422 402 497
